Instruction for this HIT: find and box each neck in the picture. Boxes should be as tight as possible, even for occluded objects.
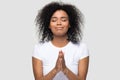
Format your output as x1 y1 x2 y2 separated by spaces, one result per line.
51 35 69 48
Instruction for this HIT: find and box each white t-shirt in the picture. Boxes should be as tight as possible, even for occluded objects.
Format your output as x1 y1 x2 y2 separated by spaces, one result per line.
32 41 89 78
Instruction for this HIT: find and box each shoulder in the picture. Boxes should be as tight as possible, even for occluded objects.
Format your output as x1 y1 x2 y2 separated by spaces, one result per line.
75 42 89 59
79 42 88 48
34 41 49 49
33 41 50 60
71 41 88 49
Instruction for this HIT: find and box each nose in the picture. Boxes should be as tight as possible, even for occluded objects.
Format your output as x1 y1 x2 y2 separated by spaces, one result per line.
57 20 61 25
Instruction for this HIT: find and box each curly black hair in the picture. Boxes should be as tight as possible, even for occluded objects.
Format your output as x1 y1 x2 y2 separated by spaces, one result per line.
35 2 84 43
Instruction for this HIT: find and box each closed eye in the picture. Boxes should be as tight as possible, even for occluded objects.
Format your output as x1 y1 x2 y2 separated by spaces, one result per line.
51 17 68 22
61 17 68 22
51 17 57 22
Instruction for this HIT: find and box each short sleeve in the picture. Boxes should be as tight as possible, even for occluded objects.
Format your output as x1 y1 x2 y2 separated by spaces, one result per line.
79 43 89 60
32 44 42 60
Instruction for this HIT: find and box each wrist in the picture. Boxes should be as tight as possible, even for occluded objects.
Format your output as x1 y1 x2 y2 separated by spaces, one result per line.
53 68 59 75
63 68 68 75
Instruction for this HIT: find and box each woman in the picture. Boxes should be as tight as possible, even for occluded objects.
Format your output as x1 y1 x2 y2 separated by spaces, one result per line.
32 2 89 80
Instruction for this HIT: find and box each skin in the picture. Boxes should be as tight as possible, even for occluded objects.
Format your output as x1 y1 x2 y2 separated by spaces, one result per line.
32 10 89 80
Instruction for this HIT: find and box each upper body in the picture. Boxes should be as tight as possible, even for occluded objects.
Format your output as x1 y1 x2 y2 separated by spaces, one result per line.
32 2 89 80
33 41 89 76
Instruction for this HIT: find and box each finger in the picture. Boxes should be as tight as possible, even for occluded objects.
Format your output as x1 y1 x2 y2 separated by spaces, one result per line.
58 53 62 59
57 51 62 61
59 51 64 58
59 58 63 70
56 58 61 69
58 57 62 62
59 50 64 55
56 54 61 66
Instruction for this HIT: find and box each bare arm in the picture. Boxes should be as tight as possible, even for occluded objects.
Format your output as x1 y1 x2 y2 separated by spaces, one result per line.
32 51 89 80
59 51 89 80
32 57 58 80
32 51 66 80
63 56 89 80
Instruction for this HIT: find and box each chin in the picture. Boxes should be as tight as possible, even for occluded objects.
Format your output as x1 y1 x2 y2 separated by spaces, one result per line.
54 33 67 37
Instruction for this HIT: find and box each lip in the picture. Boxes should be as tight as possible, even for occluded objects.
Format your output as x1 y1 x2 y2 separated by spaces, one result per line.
55 27 64 30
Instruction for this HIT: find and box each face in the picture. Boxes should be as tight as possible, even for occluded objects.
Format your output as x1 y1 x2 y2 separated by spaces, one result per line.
49 10 70 37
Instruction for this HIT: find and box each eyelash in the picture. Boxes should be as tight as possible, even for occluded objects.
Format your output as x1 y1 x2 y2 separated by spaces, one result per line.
62 19 67 22
51 19 67 22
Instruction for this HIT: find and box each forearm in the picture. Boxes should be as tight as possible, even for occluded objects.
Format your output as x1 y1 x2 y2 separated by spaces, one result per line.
63 68 82 80
35 68 58 80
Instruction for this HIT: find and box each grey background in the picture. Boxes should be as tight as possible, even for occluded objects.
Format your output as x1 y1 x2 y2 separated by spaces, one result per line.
0 0 120 80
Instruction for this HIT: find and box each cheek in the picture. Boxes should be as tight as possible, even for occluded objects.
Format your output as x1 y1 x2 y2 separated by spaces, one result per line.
64 23 70 29
49 22 56 28
65 21 70 27
49 25 55 32
49 25 54 31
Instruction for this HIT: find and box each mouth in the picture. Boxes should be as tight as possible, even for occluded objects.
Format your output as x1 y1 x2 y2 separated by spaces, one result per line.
55 27 64 30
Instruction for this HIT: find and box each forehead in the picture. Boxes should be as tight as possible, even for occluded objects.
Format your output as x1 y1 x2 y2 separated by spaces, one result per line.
52 10 68 17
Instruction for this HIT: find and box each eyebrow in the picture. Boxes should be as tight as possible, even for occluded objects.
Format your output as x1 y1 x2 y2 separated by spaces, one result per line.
51 17 68 19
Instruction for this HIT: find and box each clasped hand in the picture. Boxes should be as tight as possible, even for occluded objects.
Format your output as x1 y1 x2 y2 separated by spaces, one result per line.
55 50 67 72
